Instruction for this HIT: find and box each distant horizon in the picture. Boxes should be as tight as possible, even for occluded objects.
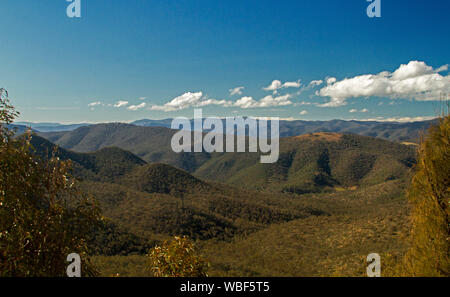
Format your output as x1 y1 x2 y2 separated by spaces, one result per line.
14 115 439 126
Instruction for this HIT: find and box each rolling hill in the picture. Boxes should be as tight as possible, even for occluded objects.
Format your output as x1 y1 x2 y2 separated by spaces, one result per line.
195 132 416 193
39 123 210 172
28 134 311 244
28 128 418 276
29 134 146 182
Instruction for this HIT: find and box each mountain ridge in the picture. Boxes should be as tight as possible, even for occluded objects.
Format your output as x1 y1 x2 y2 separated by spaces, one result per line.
21 117 437 143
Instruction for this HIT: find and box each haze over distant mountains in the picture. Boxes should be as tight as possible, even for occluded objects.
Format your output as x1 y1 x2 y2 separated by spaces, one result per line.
17 117 437 143
14 122 92 132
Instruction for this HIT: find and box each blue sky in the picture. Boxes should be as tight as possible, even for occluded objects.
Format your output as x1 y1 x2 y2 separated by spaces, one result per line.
0 0 449 123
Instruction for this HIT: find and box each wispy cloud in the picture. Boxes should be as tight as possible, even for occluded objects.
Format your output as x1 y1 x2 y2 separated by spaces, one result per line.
114 100 129 108
127 102 147 111
229 86 244 96
349 108 369 113
355 116 437 123
88 101 103 107
295 101 313 106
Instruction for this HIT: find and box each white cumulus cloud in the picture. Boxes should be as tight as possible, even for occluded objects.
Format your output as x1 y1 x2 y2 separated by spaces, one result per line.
326 77 337 85
317 61 450 107
233 96 256 109
263 80 301 92
282 81 301 88
150 90 296 112
150 92 232 112
234 94 293 109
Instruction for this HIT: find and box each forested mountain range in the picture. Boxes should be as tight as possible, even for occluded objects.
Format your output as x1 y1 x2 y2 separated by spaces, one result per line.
28 129 417 276
17 117 435 143
38 124 416 192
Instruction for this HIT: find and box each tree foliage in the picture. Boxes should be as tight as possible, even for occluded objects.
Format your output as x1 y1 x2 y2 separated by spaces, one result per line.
401 112 449 276
0 90 102 277
148 236 209 277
